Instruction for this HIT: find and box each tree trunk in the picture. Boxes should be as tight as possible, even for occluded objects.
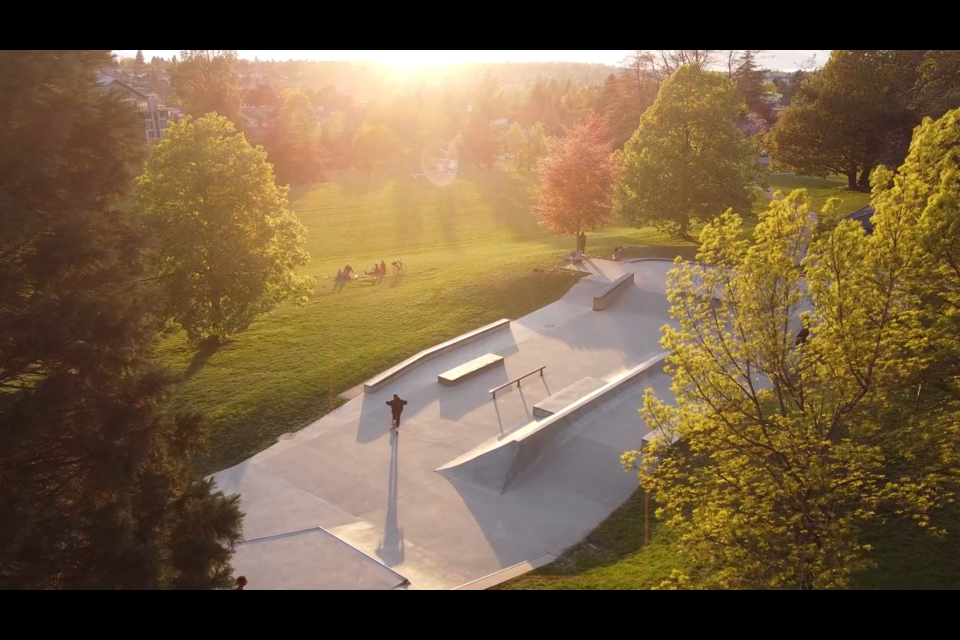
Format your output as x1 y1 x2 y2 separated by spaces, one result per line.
846 169 858 190
857 165 873 191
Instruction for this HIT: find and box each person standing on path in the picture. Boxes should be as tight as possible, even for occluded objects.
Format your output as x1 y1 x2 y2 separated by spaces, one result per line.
386 394 408 432
578 231 587 254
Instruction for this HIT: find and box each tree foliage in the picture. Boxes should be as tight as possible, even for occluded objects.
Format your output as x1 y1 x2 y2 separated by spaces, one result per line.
0 50 243 589
627 108 960 589
135 114 312 342
766 50 959 190
262 90 326 185
352 122 397 170
170 50 242 123
533 114 614 242
527 122 549 170
617 64 757 237
506 122 527 168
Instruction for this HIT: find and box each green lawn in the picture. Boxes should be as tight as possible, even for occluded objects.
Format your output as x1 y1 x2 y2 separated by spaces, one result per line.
160 170 874 475
501 486 960 590
162 167 696 474
753 173 872 216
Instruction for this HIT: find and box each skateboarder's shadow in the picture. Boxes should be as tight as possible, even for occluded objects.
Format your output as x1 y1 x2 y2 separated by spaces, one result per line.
376 432 405 567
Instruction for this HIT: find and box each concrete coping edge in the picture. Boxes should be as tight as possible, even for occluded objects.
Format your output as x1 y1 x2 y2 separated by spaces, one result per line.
363 318 511 393
592 272 635 311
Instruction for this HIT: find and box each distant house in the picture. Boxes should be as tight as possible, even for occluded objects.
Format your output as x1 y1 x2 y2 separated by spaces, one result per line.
100 79 182 141
845 206 875 235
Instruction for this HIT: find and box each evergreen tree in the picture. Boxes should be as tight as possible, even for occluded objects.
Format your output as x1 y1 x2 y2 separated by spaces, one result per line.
135 114 312 343
0 50 243 589
134 49 145 70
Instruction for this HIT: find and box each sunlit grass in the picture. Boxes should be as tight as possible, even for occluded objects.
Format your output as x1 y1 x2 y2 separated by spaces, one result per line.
161 167 696 474
161 170 875 475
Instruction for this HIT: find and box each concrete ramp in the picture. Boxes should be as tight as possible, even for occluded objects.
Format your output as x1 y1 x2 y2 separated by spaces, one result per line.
437 353 668 495
533 377 607 418
232 527 409 590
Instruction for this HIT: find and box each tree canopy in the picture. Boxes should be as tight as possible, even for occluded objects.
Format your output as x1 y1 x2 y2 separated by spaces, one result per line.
135 114 312 342
0 50 242 589
533 114 614 242
263 89 326 185
616 63 757 237
766 50 960 190
628 108 960 589
352 122 397 171
170 50 242 123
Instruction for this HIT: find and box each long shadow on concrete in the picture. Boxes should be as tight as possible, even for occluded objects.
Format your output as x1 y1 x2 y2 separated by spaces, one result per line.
376 431 405 566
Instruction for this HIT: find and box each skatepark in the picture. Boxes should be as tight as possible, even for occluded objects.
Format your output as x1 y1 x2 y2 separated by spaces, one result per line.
214 258 680 589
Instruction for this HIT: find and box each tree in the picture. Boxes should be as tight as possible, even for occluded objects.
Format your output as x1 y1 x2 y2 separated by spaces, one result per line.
914 50 960 118
321 111 347 167
0 50 243 589
533 114 614 248
526 122 548 170
134 49 145 71
766 50 926 190
627 110 960 589
134 114 312 343
244 83 280 108
506 122 527 169
730 50 764 113
170 50 242 123
617 64 757 237
352 122 397 171
262 90 326 185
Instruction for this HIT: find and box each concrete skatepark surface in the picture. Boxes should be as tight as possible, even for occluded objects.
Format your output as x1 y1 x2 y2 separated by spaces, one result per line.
214 259 679 590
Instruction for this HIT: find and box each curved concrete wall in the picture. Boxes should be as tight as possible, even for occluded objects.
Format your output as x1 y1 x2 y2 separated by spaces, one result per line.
592 272 635 311
363 319 511 393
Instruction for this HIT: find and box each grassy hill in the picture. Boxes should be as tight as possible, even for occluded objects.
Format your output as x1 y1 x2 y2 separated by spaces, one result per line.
159 169 870 475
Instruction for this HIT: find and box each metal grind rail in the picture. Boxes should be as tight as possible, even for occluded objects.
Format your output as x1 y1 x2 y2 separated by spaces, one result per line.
489 366 546 399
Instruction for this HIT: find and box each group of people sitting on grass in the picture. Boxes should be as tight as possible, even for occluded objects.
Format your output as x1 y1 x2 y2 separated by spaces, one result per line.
335 260 388 282
365 260 388 276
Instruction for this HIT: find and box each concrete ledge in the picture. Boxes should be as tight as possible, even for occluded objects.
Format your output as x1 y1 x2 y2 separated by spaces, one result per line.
592 272 634 311
438 354 504 386
438 353 669 495
363 319 511 393
453 553 557 590
532 377 606 418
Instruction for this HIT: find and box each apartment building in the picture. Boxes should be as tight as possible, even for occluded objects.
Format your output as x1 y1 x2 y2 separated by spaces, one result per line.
100 78 184 141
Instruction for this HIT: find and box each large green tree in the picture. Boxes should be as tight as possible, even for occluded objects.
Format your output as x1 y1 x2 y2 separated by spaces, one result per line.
263 89 326 185
135 114 312 343
616 63 757 237
766 50 937 190
627 109 960 589
170 50 242 123
0 50 243 589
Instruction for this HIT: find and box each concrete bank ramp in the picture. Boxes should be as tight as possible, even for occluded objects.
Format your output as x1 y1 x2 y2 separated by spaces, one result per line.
437 353 668 495
232 527 409 590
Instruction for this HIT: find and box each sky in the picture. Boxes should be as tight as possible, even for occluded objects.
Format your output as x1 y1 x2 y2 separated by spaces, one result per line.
114 50 828 71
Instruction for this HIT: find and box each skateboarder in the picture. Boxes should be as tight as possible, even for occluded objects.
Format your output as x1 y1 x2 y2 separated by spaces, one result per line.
386 394 408 432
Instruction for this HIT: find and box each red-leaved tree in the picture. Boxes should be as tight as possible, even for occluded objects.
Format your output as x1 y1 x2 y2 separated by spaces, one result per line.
533 114 614 250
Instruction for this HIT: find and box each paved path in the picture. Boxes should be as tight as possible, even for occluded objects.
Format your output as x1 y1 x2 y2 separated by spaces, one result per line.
214 260 680 589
